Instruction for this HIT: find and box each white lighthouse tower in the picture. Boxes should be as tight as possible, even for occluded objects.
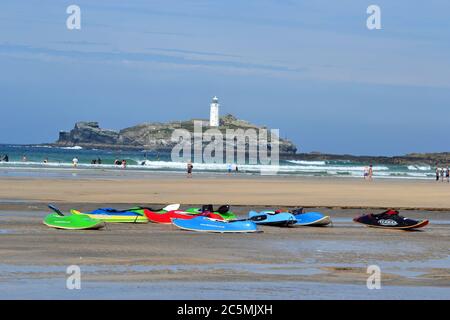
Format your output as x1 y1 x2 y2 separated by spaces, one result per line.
209 96 220 127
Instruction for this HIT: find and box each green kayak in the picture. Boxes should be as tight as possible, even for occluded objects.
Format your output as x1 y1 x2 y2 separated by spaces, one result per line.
186 205 236 220
127 207 166 215
44 213 105 230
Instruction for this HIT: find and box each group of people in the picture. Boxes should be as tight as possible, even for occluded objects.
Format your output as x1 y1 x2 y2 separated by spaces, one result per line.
186 161 240 178
436 166 450 182
363 165 374 180
227 163 239 174
91 158 102 165
114 159 127 169
73 157 126 168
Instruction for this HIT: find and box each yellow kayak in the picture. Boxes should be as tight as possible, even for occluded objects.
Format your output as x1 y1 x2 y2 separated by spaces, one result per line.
70 209 148 223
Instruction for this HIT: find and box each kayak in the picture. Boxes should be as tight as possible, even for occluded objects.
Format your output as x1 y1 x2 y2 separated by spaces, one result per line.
172 216 260 233
126 207 166 215
126 204 181 215
353 210 429 230
186 205 237 220
143 209 224 224
248 211 297 227
71 209 148 223
290 208 332 226
44 213 105 230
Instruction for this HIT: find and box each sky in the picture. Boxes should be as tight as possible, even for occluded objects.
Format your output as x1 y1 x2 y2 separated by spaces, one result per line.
0 0 449 155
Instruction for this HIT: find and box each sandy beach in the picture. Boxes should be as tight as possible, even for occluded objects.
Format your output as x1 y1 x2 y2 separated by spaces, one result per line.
1 172 450 209
0 205 449 299
0 171 449 299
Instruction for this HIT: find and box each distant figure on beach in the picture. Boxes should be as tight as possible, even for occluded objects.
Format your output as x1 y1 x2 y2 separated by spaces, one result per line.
368 165 373 180
22 155 27 162
187 161 193 178
363 166 369 180
2 154 9 162
440 167 445 182
121 159 127 169
227 163 232 174
72 157 78 168
43 158 48 164
235 164 239 173
436 167 440 181
114 159 121 166
97 157 102 165
91 159 97 165
446 167 450 183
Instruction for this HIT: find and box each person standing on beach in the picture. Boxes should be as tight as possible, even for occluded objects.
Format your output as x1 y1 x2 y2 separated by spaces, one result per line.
121 159 127 169
187 161 193 178
97 157 102 165
436 167 440 181
3 154 8 162
441 167 445 182
446 166 450 183
368 165 373 180
72 157 78 168
363 166 369 180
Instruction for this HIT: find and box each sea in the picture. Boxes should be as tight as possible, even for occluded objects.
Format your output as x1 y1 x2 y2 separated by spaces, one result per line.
0 144 436 180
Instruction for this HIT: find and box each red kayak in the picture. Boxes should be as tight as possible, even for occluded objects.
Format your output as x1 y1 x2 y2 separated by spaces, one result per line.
143 209 224 224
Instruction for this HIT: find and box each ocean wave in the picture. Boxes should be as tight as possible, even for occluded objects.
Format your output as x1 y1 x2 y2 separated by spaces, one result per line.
286 160 326 165
61 146 83 150
0 159 437 180
407 165 431 171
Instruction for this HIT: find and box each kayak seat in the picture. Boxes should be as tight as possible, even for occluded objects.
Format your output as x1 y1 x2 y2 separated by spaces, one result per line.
217 205 230 214
290 208 304 215
202 204 214 213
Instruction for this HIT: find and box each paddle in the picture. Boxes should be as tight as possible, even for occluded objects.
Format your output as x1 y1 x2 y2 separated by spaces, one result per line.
48 204 64 216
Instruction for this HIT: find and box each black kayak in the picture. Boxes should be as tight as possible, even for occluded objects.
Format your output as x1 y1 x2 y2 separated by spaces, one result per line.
353 210 429 230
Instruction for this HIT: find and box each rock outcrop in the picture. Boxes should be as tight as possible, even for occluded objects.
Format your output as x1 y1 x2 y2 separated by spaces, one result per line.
58 122 122 146
55 115 298 154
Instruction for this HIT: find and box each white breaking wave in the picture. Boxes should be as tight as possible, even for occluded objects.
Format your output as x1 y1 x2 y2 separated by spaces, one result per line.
407 165 431 171
0 159 436 180
286 160 326 166
138 160 390 174
61 146 83 150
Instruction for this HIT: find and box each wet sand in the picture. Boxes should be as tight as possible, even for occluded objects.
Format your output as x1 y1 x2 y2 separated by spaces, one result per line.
0 171 449 299
0 204 449 299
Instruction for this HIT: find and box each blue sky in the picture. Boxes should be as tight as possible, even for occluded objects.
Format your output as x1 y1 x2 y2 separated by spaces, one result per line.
1 0 449 155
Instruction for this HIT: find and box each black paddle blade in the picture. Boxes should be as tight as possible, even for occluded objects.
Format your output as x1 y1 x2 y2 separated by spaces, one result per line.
217 205 230 214
48 204 64 216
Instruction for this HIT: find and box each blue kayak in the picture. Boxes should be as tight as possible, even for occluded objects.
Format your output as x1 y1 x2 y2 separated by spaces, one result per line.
172 216 260 233
291 210 331 226
248 211 297 227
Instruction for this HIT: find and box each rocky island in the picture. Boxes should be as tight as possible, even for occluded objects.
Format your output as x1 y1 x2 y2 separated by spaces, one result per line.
53 116 449 165
54 114 298 154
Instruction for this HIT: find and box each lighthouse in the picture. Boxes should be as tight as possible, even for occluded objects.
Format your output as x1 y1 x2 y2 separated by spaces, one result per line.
209 96 220 127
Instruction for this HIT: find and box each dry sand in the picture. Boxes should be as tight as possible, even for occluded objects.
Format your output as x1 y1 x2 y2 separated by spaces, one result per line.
1 175 450 209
